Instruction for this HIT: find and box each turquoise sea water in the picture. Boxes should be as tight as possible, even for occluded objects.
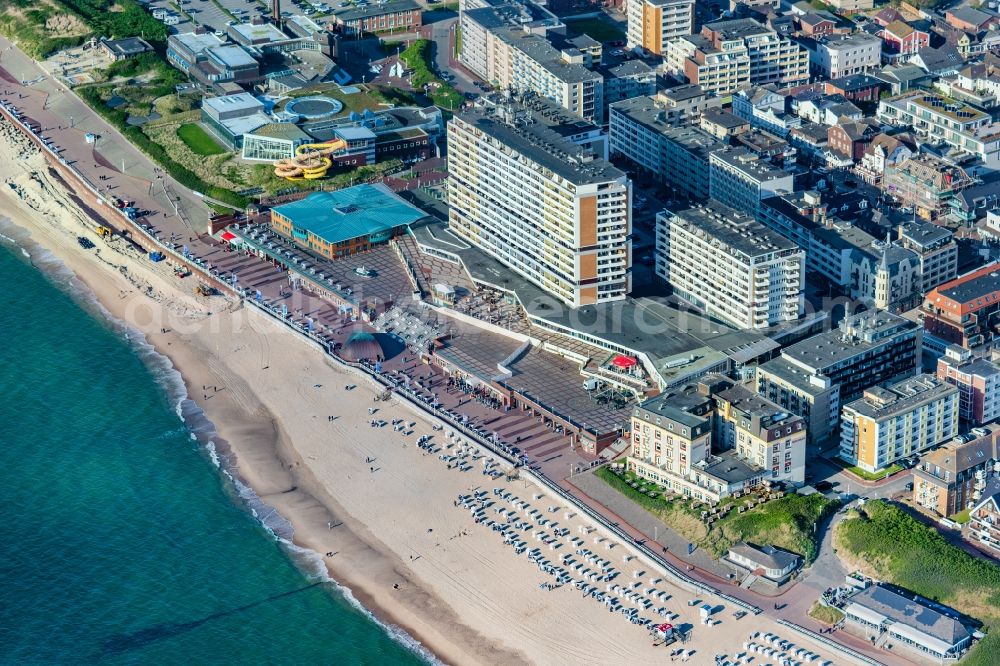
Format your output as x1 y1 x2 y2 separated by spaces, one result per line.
0 224 430 666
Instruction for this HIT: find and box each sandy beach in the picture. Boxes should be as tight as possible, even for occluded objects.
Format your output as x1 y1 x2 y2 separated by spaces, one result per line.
0 115 854 666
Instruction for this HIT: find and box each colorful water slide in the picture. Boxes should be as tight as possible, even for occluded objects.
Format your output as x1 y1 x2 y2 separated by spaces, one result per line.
273 139 348 181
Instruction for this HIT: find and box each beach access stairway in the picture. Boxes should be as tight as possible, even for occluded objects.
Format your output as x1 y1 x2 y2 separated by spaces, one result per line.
392 235 429 297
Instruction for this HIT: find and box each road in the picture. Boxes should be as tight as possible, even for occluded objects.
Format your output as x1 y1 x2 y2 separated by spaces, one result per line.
806 448 914 502
424 14 480 95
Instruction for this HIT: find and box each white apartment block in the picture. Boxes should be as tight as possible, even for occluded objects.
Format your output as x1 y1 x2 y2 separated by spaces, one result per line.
491 27 604 122
806 33 881 79
656 201 804 330
609 95 721 200
627 0 695 55
459 3 558 79
709 147 795 215
448 105 631 307
459 4 605 123
665 37 752 95
878 92 1000 169
665 19 807 94
840 374 959 473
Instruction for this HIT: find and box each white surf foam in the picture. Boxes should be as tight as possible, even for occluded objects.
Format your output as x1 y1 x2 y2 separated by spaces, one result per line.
0 218 441 665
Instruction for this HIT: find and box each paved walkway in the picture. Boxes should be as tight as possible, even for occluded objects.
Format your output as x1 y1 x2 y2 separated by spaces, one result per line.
569 469 736 581
0 38 209 228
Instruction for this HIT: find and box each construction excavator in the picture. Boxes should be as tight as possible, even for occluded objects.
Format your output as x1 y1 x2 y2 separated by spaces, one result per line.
273 139 348 181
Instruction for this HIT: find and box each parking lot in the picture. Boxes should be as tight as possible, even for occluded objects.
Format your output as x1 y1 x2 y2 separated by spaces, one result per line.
146 0 273 35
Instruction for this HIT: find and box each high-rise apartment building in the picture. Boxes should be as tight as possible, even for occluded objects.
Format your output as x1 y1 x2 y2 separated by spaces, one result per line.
459 5 604 122
656 201 804 330
627 0 695 56
492 28 605 123
840 374 959 473
459 0 562 80
609 95 721 200
447 101 631 307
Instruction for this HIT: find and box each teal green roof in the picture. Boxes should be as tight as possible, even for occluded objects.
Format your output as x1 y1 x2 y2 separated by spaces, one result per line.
347 331 376 343
273 184 427 245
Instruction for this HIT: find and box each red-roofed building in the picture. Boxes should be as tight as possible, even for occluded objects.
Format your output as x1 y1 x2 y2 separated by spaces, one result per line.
922 262 1000 350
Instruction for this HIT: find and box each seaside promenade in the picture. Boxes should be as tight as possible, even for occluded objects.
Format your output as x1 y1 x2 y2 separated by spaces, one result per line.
0 36 911 666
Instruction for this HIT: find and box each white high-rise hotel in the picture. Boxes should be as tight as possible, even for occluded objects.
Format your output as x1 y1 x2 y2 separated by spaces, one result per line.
448 103 631 307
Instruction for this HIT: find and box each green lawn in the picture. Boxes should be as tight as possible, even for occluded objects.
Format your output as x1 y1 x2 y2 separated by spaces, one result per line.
808 601 845 625
399 39 464 109
836 500 1000 664
564 17 626 43
841 463 903 481
285 84 401 116
596 465 838 562
176 124 225 156
951 508 973 525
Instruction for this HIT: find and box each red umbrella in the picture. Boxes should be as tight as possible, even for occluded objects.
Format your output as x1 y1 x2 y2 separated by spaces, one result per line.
611 354 637 369
220 231 236 242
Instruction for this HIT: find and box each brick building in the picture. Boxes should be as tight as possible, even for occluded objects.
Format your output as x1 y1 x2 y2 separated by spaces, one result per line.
913 424 1000 518
331 0 422 37
922 262 1000 352
880 20 929 58
827 119 879 161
